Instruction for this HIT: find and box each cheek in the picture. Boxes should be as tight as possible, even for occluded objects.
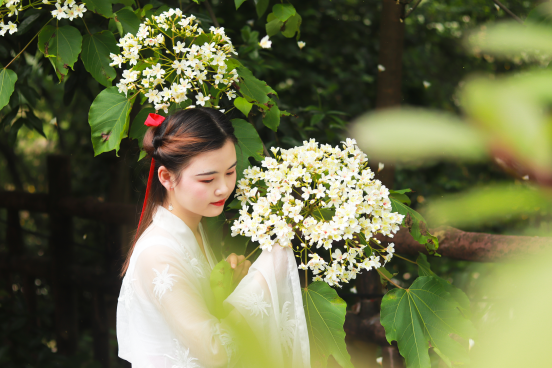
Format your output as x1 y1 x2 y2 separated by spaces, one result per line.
178 180 210 202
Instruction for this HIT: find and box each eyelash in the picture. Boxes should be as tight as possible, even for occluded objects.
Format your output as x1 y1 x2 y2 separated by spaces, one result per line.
201 171 235 183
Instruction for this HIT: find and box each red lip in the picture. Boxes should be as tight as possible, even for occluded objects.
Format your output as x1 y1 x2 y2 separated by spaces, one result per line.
211 199 226 206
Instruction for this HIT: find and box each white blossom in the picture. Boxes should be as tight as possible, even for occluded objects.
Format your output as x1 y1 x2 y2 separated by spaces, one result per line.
259 35 272 49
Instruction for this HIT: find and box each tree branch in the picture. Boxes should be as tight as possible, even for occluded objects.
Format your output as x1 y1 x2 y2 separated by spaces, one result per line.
402 0 423 19
492 0 524 24
376 226 552 262
204 0 220 27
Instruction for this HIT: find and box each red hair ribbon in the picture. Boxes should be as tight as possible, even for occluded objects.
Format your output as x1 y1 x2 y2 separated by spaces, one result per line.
135 113 166 241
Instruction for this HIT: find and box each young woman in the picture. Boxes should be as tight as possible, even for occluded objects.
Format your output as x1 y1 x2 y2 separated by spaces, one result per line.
116 108 310 368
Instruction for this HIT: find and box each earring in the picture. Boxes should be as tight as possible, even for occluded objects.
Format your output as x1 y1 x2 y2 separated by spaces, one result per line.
169 202 173 211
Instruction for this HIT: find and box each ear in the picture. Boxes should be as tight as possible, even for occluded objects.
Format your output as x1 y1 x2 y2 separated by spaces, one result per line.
158 166 174 191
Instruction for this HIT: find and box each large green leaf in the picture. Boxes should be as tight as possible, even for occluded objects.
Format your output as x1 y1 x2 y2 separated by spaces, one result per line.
129 107 155 161
0 69 17 110
380 276 476 368
254 0 268 17
231 118 264 182
281 13 302 38
262 99 280 131
82 31 119 87
88 86 136 157
38 25 83 82
390 197 439 255
273 3 296 22
115 8 141 36
84 0 113 17
302 281 353 368
237 66 273 104
416 253 471 318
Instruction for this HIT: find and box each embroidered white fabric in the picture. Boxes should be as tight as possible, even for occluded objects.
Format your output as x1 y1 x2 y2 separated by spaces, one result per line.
117 205 310 368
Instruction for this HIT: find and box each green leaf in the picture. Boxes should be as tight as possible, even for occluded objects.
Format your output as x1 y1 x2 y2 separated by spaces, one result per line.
129 106 155 159
235 0 247 9
84 0 113 17
263 99 280 131
38 25 83 82
8 117 24 147
237 66 272 104
254 0 268 17
302 281 353 368
210 260 234 319
88 86 136 157
351 108 487 165
466 22 552 58
416 253 471 318
312 208 335 221
389 192 411 205
273 3 296 22
424 183 552 228
380 276 476 368
82 31 119 87
390 188 413 194
0 69 17 111
390 197 439 255
231 118 264 182
25 109 46 138
266 17 283 37
116 8 141 35
379 266 398 287
234 96 253 117
310 113 325 126
281 13 301 38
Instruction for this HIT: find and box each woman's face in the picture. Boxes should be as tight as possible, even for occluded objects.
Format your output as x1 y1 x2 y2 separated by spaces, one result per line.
159 139 237 224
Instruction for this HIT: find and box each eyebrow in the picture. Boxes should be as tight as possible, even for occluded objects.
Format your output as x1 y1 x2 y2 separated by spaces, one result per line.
196 161 238 176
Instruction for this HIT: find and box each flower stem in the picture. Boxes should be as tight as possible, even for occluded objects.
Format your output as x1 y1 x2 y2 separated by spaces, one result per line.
376 268 403 289
5 18 53 70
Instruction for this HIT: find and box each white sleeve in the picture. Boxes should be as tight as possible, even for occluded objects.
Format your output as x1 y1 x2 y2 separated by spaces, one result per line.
134 244 240 368
224 244 311 368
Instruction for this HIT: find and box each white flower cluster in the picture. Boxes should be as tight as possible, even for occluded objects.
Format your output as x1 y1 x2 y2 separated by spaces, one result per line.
110 8 240 113
231 138 404 287
0 0 86 36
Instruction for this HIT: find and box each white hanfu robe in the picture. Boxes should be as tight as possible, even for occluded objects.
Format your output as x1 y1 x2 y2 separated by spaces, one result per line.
116 205 310 368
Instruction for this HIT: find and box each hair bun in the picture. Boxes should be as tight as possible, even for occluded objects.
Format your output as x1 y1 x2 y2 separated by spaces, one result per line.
152 135 163 150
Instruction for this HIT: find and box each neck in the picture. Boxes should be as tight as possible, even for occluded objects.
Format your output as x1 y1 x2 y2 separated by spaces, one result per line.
164 203 202 234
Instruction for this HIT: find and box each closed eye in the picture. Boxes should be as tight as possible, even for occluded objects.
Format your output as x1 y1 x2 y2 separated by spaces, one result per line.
201 171 235 183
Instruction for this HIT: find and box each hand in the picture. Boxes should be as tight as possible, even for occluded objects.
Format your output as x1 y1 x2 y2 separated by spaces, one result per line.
225 253 252 286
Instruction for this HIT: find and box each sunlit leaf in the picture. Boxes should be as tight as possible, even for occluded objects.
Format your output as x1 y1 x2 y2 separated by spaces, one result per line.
381 276 476 368
84 0 113 17
235 0 247 10
234 96 253 117
351 108 487 165
0 69 17 110
237 67 273 104
129 106 155 161
262 99 280 131
302 281 353 368
460 71 552 170
423 183 552 227
88 86 136 157
115 8 140 35
281 13 301 38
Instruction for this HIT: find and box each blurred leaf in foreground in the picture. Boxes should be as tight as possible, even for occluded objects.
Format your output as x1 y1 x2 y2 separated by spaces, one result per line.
349 108 487 165
422 183 552 228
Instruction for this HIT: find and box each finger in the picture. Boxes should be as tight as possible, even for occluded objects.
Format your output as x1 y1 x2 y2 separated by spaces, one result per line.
226 253 237 269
